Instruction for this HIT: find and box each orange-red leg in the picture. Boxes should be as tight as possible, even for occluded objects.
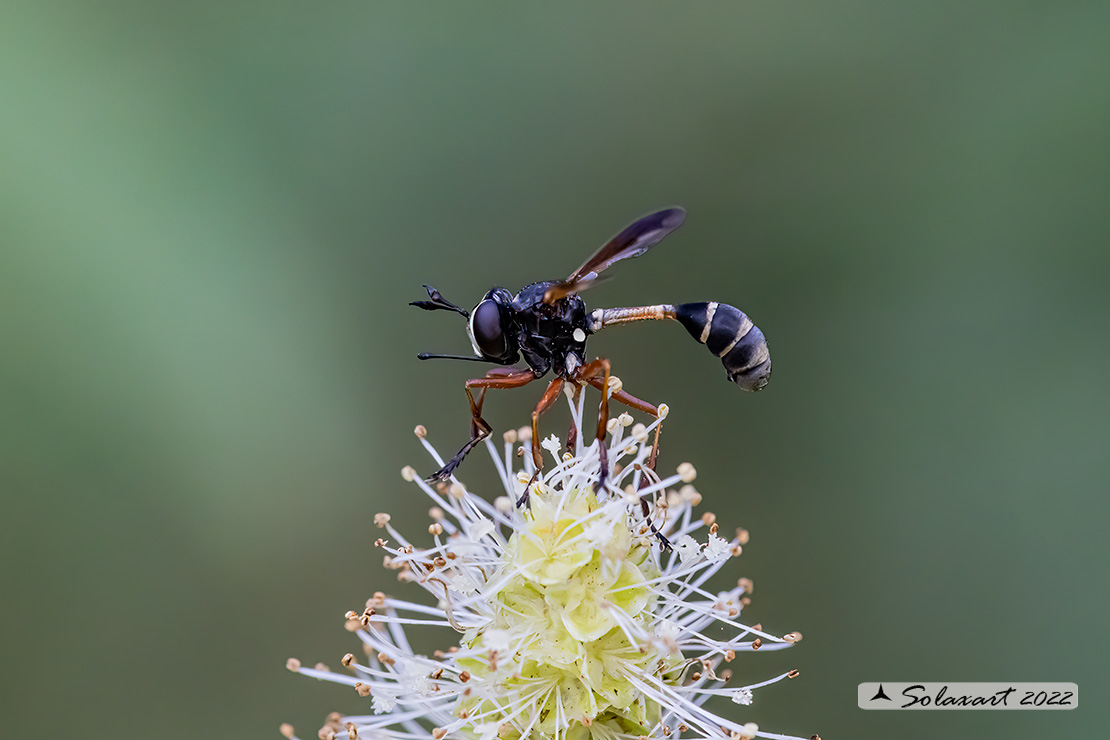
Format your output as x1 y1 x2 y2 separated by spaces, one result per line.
428 368 536 482
583 375 664 470
573 359 614 492
516 377 566 507
582 368 670 549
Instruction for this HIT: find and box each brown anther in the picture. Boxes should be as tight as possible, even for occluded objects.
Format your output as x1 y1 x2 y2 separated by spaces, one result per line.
402 544 414 554
728 607 738 617
344 619 360 632
372 592 386 605
363 607 376 619
785 631 803 643
752 623 762 631
342 653 355 667
812 735 821 740
345 722 358 739
431 667 444 679
751 638 762 650
735 527 750 545
678 725 689 733
730 544 744 557
446 552 457 560
433 557 447 568
701 512 716 526
358 615 370 627
414 424 427 438
354 681 372 696
663 726 672 737
788 669 800 679
459 670 471 682
720 669 733 681
432 729 447 740
725 649 735 662
377 652 395 666
374 538 388 548
345 610 359 620
373 513 391 528
314 662 330 672
709 522 719 535
458 710 469 720
691 671 701 681
429 523 444 536
280 723 295 738
285 658 302 672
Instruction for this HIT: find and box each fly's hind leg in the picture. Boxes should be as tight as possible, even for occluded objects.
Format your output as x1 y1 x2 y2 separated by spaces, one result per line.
582 372 671 550
427 368 536 482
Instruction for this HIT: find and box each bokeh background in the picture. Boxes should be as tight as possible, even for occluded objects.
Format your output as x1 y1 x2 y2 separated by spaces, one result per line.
2 2 1106 739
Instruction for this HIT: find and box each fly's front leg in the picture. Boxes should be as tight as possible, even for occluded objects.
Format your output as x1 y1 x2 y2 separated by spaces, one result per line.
427 368 536 482
471 367 523 438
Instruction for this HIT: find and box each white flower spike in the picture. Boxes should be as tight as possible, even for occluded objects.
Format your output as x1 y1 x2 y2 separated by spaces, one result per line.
284 393 816 740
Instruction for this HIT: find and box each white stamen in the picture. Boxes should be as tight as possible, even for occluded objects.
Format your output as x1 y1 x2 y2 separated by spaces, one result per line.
284 395 809 740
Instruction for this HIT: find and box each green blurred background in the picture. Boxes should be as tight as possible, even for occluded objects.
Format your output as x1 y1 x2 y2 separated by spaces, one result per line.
2 2 1106 738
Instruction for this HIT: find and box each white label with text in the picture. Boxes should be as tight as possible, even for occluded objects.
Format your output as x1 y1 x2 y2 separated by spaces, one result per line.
858 682 1078 710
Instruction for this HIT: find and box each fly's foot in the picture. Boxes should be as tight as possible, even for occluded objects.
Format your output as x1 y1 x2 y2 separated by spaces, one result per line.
516 471 540 508
592 443 610 493
426 456 462 483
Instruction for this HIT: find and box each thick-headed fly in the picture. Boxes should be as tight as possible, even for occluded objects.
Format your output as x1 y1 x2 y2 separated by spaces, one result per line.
411 207 771 503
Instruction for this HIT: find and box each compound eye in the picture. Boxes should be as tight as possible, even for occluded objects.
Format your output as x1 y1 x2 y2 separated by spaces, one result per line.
470 299 508 358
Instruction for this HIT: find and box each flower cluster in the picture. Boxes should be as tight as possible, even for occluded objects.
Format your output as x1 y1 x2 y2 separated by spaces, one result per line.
284 389 814 740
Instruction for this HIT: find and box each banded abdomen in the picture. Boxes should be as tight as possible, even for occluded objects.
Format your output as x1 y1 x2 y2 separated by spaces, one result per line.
675 302 771 391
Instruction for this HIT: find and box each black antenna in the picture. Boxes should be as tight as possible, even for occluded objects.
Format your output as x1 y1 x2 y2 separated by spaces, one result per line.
417 353 488 362
410 284 469 318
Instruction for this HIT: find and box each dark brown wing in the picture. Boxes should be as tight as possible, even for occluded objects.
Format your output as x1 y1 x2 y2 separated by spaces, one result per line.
543 207 687 304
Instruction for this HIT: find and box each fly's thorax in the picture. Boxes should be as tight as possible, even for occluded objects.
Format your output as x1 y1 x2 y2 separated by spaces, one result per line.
511 283 589 378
